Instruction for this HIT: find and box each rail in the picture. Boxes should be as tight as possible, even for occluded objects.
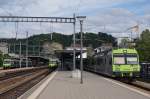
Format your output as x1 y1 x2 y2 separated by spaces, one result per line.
0 66 56 99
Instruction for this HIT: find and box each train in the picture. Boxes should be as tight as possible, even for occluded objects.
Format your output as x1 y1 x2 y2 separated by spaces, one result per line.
3 58 32 69
85 48 141 80
48 58 60 70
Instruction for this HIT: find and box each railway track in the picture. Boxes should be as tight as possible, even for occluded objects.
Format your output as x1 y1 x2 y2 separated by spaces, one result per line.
0 67 53 99
0 67 47 81
126 80 150 92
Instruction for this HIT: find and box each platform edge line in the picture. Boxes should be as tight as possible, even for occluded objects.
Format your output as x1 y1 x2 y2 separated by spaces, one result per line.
103 78 150 98
26 71 58 99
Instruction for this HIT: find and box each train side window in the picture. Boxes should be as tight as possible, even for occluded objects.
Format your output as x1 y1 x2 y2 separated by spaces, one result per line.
109 59 112 65
105 57 107 64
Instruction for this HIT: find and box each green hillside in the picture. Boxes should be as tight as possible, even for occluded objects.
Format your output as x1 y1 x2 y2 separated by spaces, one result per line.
0 32 116 55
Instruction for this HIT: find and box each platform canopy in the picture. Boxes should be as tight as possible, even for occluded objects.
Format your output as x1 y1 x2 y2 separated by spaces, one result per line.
55 50 86 70
55 50 82 59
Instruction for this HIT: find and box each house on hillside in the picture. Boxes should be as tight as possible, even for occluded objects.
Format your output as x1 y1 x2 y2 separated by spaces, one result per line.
0 42 8 54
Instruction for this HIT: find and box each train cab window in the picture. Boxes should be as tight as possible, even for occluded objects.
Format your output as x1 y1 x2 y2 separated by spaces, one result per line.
114 57 125 65
126 57 138 64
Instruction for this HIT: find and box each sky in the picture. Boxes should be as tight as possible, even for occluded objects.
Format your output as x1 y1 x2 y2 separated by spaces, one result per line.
0 0 150 38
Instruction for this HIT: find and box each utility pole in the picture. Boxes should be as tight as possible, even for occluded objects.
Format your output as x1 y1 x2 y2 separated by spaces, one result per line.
19 41 22 68
26 31 28 68
39 41 41 56
73 14 76 71
131 32 133 42
80 20 83 84
77 16 86 84
51 33 53 40
33 45 35 56
8 43 10 54
14 43 16 54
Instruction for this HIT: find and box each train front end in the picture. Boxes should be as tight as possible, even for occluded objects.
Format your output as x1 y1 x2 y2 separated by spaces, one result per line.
112 49 140 78
48 58 59 71
3 59 12 69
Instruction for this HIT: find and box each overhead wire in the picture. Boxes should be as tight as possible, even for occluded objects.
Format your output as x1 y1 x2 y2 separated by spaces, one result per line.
73 0 139 39
84 23 132 38
75 0 83 14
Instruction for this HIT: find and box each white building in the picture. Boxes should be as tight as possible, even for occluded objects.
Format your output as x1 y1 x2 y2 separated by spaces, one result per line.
0 42 8 54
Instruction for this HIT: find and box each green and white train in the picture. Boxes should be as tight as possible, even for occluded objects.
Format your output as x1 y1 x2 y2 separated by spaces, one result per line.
48 59 60 70
3 59 12 69
3 58 32 69
85 48 140 78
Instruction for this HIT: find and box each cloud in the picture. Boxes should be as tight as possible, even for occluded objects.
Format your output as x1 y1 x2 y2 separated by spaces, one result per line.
86 8 137 31
0 0 149 38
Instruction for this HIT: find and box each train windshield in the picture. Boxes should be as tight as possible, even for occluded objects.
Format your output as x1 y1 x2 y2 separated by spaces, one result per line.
126 55 138 65
113 54 138 65
114 56 125 65
50 61 57 64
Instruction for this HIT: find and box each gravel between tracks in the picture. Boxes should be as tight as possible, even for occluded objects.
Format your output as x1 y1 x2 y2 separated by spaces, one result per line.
0 69 50 99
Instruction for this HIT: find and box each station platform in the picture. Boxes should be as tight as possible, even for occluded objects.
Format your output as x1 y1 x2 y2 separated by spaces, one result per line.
22 71 150 99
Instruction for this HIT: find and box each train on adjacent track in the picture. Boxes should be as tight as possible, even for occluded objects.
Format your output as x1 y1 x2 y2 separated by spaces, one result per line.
48 58 60 70
2 57 59 70
3 58 32 69
85 48 141 80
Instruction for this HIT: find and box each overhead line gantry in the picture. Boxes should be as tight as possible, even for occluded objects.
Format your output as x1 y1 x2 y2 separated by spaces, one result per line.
0 16 75 23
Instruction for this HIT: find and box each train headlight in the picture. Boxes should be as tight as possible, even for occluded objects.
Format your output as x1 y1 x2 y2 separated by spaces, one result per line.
132 65 140 71
133 68 138 71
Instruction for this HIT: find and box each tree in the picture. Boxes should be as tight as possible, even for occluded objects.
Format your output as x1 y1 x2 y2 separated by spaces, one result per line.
1 32 116 52
119 38 130 48
42 42 63 55
136 29 150 62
